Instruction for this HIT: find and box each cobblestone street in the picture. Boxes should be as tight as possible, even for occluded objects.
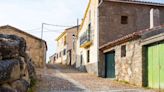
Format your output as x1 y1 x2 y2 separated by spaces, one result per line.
34 64 157 92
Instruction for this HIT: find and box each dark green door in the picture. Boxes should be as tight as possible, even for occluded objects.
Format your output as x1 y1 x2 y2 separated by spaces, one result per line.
147 41 164 89
105 51 115 78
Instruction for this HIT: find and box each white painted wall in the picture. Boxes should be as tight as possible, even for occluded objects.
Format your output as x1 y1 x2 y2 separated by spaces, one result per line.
56 34 67 64
76 0 99 74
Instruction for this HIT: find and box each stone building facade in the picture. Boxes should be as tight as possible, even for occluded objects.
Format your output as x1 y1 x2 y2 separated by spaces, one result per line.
99 0 164 46
99 25 164 88
76 0 164 76
49 53 56 64
0 25 47 68
55 26 78 65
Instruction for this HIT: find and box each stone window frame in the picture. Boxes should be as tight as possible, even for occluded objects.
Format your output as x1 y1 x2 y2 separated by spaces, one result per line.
121 45 126 57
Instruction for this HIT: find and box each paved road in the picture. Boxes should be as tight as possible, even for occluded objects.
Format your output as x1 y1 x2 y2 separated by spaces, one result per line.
35 67 84 92
34 64 157 92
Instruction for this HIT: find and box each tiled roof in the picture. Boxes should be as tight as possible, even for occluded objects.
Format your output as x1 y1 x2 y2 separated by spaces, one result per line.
0 25 46 42
99 24 164 50
0 25 48 50
105 0 164 6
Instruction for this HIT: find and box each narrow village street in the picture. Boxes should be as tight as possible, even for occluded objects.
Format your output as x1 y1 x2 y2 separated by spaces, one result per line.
34 64 157 92
0 0 164 92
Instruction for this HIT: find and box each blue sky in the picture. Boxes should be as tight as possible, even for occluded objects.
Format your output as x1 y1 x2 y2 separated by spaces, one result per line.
147 0 163 2
0 0 163 61
0 0 89 61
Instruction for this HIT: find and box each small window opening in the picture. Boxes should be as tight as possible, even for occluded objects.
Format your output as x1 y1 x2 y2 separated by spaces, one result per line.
121 16 128 24
121 45 126 57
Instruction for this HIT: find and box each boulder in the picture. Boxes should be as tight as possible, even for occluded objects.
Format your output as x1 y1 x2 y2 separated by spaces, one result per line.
11 79 30 92
0 34 26 59
0 59 20 84
0 34 36 92
0 87 15 92
1 83 15 91
27 61 36 77
19 57 30 84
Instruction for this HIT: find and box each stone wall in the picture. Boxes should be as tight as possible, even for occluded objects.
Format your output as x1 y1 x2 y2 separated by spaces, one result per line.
99 39 143 86
0 26 46 68
0 34 36 92
99 2 164 46
114 39 142 86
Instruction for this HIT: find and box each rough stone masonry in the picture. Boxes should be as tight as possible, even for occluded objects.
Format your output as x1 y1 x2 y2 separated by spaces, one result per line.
0 34 36 92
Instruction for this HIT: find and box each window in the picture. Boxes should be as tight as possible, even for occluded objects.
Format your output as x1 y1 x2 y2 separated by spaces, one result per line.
121 45 126 57
56 54 58 59
63 49 66 55
88 23 91 41
88 23 91 31
87 50 90 63
64 36 66 45
121 16 128 24
54 56 56 61
80 54 83 65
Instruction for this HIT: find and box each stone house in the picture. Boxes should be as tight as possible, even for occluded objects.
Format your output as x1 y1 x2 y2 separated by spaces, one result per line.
55 26 78 65
49 53 56 64
76 0 164 77
99 25 164 88
0 25 47 68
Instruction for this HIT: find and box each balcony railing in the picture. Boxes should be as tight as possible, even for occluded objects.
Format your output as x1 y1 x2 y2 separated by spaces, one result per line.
80 29 92 48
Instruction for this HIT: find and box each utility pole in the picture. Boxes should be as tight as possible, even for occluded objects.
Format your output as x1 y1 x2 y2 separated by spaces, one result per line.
41 23 45 40
77 18 79 35
40 23 71 68
41 23 71 40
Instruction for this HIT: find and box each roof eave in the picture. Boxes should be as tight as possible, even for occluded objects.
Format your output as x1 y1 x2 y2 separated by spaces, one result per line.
104 0 164 7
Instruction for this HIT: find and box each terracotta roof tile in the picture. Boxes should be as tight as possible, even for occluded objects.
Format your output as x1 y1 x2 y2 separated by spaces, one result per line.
99 24 164 50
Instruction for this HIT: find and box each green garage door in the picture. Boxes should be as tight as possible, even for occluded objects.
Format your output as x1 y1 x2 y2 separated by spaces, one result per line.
147 41 164 89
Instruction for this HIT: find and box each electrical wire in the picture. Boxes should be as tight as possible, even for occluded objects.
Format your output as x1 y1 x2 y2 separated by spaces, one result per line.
25 27 41 32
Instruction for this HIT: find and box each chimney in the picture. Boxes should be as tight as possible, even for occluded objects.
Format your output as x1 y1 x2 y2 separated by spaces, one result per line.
150 8 160 28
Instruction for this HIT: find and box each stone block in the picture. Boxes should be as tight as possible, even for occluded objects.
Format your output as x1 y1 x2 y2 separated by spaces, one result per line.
0 34 26 59
0 87 15 92
11 79 29 92
0 59 20 84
